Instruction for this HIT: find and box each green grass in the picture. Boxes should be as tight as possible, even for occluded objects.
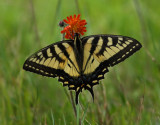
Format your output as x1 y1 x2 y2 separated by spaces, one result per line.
0 0 160 124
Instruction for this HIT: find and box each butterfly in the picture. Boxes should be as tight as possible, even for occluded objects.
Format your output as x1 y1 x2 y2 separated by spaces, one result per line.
23 33 142 104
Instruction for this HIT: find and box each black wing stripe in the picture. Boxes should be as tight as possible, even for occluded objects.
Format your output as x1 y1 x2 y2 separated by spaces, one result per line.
49 45 64 62
42 50 48 58
97 37 108 55
112 37 119 46
90 37 99 54
67 41 74 48
57 43 69 58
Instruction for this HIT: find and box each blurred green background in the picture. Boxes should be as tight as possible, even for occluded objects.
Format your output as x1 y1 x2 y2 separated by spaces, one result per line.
0 0 160 124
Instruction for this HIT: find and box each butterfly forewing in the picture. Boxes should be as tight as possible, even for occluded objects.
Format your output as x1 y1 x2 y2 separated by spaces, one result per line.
23 40 80 86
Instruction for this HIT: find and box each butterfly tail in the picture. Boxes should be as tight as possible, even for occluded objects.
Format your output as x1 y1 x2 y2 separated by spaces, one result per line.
75 88 95 104
88 88 94 101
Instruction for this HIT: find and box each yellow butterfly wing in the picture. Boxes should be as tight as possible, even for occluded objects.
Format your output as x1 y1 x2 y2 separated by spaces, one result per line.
82 35 142 86
23 40 80 89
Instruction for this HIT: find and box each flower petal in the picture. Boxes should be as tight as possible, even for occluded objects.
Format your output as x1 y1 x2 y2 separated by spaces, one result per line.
61 14 87 39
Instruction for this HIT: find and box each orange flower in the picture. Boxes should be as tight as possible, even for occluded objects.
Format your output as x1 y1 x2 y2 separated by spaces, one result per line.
61 14 87 39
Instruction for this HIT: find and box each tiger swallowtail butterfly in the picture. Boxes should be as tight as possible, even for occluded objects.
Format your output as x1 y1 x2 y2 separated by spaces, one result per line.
23 33 142 104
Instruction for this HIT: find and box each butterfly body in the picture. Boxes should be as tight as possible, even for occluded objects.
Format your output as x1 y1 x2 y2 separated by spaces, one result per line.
73 34 84 74
23 34 142 104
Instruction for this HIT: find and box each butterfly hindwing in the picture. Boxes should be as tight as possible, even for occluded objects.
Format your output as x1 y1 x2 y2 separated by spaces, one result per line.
23 40 80 88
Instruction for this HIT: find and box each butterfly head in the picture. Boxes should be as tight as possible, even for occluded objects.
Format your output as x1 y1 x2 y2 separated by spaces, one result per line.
74 33 80 38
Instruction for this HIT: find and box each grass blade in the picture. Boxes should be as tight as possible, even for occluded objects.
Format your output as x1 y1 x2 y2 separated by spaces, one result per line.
81 103 89 125
51 110 54 125
76 104 80 125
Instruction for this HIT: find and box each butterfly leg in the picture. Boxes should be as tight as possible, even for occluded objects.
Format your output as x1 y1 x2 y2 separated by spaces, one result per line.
75 90 80 104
